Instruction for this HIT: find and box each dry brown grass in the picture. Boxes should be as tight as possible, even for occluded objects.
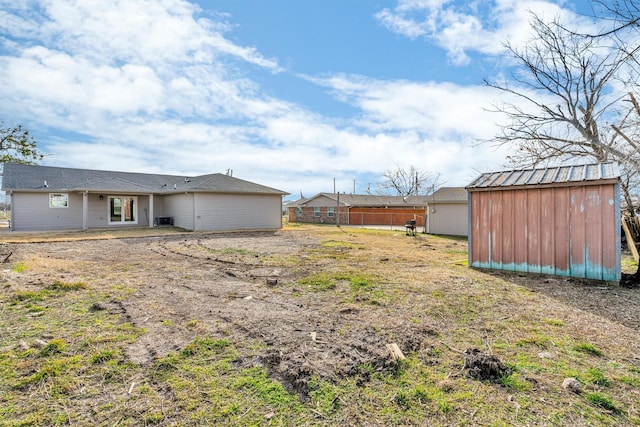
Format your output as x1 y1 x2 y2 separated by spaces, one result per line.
1 223 639 426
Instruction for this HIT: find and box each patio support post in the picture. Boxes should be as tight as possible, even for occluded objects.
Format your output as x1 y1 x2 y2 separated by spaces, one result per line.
82 191 88 230
149 194 154 228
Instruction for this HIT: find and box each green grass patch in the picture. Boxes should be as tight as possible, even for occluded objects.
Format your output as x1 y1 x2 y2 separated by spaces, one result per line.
573 342 603 357
498 373 531 391
47 280 89 291
516 334 550 348
298 272 338 291
543 318 565 327
11 262 28 273
40 339 67 357
321 240 365 250
584 392 619 412
220 247 255 255
9 290 44 303
91 349 117 364
584 368 610 387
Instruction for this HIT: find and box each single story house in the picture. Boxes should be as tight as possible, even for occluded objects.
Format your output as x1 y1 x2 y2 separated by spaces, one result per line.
2 163 288 232
466 163 620 282
287 193 431 228
425 187 468 236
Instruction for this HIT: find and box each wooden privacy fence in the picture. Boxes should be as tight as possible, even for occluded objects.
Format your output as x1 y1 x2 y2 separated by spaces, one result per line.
622 215 640 262
347 209 425 227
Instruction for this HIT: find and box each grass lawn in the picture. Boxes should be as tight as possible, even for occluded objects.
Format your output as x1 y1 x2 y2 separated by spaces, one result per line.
0 224 638 426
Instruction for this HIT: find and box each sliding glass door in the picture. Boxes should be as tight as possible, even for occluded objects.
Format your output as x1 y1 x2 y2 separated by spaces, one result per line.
108 196 137 224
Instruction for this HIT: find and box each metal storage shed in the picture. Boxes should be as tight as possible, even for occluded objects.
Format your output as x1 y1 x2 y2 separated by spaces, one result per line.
466 163 621 282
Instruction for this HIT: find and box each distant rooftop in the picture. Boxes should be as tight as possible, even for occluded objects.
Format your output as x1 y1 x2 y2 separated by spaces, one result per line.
467 163 619 190
428 187 467 203
288 192 432 207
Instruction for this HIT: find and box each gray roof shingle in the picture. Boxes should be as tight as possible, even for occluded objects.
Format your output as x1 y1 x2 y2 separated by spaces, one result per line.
295 192 432 207
428 187 467 203
1 163 288 195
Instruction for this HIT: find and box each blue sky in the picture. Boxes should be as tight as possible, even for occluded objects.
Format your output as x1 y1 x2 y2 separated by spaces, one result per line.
0 0 606 199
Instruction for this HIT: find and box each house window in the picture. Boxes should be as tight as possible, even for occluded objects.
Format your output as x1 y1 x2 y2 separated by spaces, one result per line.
108 196 137 224
296 207 302 218
314 207 320 217
49 193 69 208
327 207 335 217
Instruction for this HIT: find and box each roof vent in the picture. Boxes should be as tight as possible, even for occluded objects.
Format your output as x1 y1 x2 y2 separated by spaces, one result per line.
43 180 48 188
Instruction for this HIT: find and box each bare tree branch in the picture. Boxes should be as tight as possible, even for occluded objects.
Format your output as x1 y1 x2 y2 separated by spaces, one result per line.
376 165 441 196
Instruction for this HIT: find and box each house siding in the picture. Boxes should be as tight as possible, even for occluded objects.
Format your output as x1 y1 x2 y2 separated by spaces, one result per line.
163 193 195 230
11 192 83 231
194 193 282 231
86 194 151 228
427 203 468 236
2 164 287 232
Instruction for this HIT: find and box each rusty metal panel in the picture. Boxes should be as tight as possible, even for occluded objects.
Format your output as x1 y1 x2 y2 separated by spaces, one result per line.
600 184 618 276
490 191 503 269
468 180 620 281
553 187 570 274
526 189 542 273
569 186 587 277
539 188 555 274
501 190 515 268
476 192 491 266
584 186 604 279
513 189 528 271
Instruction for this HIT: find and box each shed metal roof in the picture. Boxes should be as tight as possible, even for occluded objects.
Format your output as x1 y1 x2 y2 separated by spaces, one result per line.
466 163 619 190
1 163 288 195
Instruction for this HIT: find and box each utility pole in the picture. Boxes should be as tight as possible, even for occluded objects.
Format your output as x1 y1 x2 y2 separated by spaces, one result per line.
336 192 340 227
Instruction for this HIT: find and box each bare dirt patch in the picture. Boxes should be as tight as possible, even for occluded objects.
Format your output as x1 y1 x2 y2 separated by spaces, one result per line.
1 229 439 399
2 226 640 408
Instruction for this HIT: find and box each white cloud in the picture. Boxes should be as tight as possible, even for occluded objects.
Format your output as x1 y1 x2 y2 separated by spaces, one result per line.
0 0 515 197
375 0 596 65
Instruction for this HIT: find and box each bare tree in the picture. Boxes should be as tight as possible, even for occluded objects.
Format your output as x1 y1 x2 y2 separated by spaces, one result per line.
376 165 441 196
484 14 640 171
485 10 640 279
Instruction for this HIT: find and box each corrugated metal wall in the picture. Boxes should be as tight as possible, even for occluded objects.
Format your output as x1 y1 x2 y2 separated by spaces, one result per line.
469 183 620 281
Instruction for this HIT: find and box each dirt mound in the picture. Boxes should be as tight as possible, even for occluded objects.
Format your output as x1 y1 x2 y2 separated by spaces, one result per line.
463 348 512 381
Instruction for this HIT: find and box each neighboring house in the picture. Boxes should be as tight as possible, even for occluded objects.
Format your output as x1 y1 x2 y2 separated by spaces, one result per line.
425 187 468 236
466 163 620 282
1 163 288 232
287 193 431 228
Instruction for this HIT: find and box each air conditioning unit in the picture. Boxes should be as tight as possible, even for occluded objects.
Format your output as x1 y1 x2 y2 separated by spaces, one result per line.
155 216 173 226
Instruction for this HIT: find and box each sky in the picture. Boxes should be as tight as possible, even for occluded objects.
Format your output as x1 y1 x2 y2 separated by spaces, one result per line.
0 0 610 199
